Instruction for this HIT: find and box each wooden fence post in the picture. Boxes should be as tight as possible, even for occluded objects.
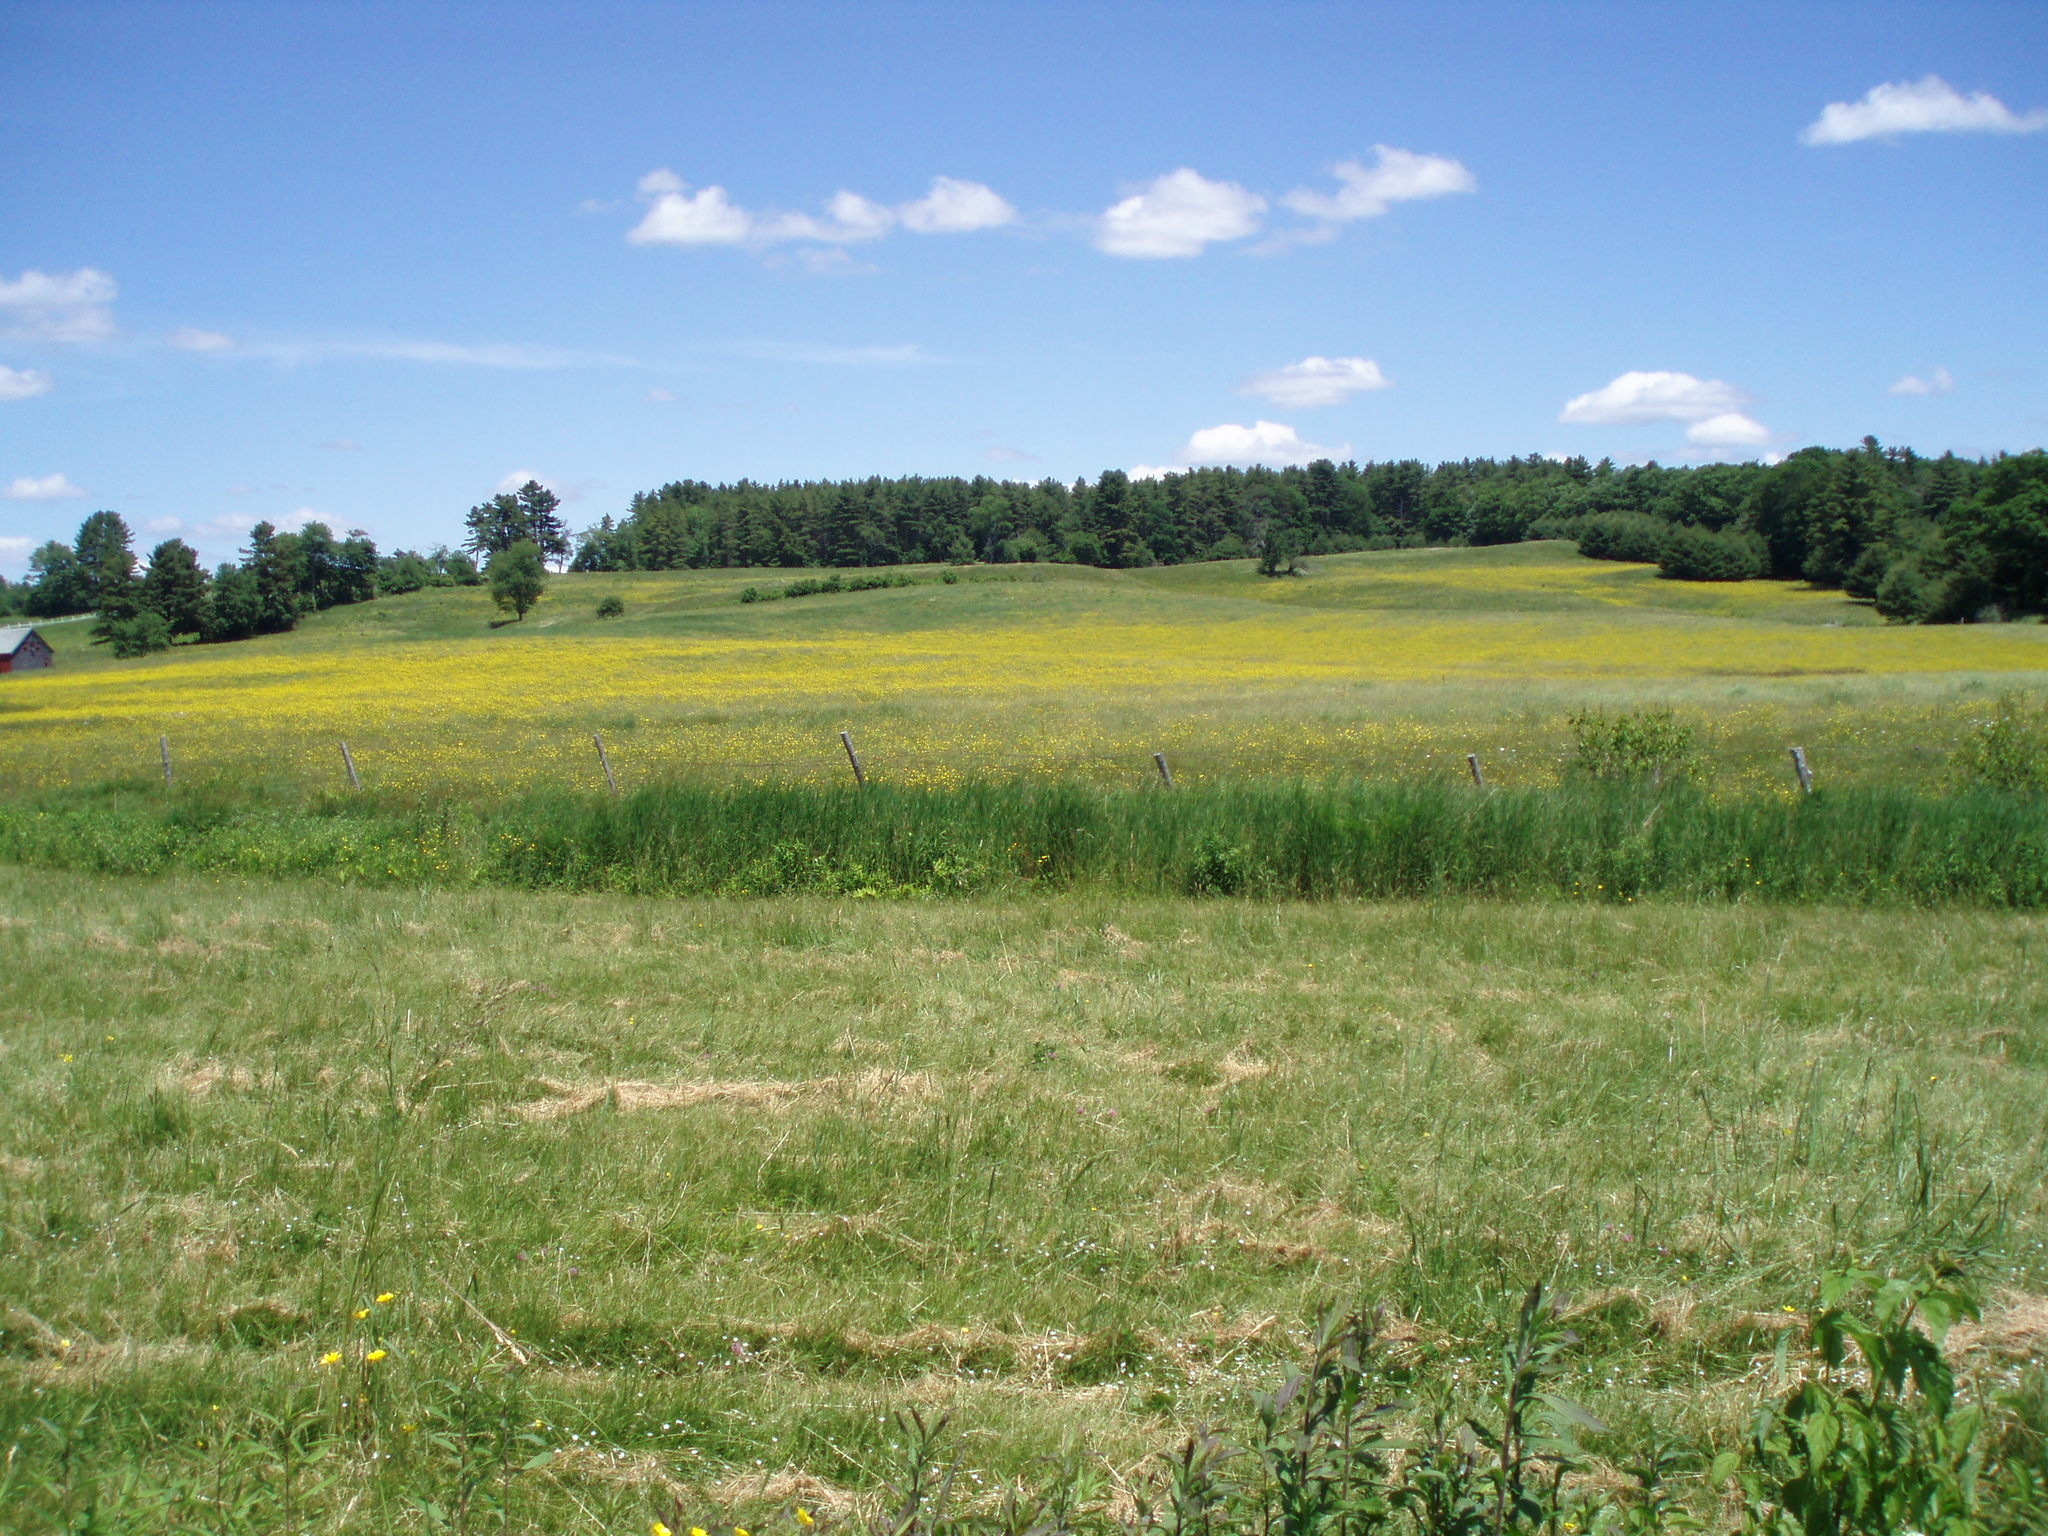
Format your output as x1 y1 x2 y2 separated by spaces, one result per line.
159 735 172 787
339 741 361 791
1153 751 1174 787
1789 746 1813 795
593 733 619 797
1466 752 1486 789
839 730 866 788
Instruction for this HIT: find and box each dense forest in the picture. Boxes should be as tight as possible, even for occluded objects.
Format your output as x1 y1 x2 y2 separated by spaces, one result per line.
5 444 2044 641
572 439 2048 622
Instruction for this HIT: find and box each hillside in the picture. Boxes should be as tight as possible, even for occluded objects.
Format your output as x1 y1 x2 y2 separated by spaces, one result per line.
3 543 2043 798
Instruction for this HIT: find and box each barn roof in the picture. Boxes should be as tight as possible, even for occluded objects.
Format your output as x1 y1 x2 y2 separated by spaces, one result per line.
0 625 45 655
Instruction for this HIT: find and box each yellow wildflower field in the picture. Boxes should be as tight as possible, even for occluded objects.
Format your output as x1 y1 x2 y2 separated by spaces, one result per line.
3 545 2043 796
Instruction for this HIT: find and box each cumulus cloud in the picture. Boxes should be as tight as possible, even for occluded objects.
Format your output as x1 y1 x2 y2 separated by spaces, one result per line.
0 365 53 401
168 326 235 351
629 170 1015 249
1095 169 1266 258
1802 76 2048 145
1889 366 1956 396
1240 355 1390 408
1684 413 1773 448
0 535 34 574
899 176 1017 233
1281 146 1477 224
0 268 118 343
4 472 88 501
495 469 554 495
1181 420 1345 467
1559 370 1750 425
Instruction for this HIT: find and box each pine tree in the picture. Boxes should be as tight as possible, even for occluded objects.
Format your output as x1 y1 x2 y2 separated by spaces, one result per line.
140 539 210 637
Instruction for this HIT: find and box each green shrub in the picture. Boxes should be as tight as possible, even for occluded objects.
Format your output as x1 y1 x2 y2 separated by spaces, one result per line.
1953 694 2048 792
1567 709 1697 781
105 610 172 658
595 595 625 618
1575 514 1669 564
1658 525 1765 582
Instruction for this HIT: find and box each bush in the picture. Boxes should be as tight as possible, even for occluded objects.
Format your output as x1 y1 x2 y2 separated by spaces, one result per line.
1568 709 1697 781
1953 694 2048 792
1658 524 1765 581
595 595 625 618
105 610 172 658
1575 513 1670 564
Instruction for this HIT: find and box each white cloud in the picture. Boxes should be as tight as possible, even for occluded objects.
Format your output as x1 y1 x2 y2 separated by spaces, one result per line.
0 535 33 575
0 268 118 343
1559 370 1750 425
1129 464 1174 481
900 176 1017 233
1096 169 1266 258
495 470 553 495
1801 76 2048 145
1240 355 1390 408
1684 413 1773 448
1889 366 1956 396
629 179 757 246
145 516 183 533
629 169 1015 250
168 326 235 351
1182 420 1345 467
4 472 88 501
1281 146 1477 224
0 365 53 401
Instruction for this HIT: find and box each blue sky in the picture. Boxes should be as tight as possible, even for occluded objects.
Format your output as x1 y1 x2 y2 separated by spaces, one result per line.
2 0 2044 573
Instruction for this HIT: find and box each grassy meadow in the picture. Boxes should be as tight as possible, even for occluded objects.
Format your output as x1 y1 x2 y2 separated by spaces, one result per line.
5 543 2048 1530
3 543 2046 799
3 865 2045 1530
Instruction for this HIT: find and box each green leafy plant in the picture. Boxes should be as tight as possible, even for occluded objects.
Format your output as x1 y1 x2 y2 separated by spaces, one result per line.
595 594 625 618
1718 1262 1990 1536
1952 694 2047 792
1566 710 1696 782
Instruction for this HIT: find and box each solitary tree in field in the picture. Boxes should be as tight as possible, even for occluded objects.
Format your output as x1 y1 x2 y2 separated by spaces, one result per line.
487 539 547 621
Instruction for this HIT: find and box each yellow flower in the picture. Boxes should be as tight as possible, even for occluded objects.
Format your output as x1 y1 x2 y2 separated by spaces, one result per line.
366 1348 388 1362
691 1528 708 1536
737 1527 751 1536
354 1308 370 1319
797 1510 815 1527
653 1523 673 1536
319 1351 341 1366
400 1423 417 1433
375 1291 396 1304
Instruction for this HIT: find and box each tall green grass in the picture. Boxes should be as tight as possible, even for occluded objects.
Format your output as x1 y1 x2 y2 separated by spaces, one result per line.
4 777 2046 905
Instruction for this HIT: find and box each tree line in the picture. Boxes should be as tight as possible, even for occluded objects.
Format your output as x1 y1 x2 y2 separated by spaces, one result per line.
5 451 2042 643
569 439 2047 621
0 481 573 653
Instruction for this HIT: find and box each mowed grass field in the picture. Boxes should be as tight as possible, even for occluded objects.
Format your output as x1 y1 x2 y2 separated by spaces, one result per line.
2 865 2045 1529
3 543 2046 799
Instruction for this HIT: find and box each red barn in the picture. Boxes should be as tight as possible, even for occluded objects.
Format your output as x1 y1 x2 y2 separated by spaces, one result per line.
0 626 53 673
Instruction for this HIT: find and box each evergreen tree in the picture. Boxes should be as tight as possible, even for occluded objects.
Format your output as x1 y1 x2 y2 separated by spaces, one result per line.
516 481 570 567
74 511 137 614
23 541 90 617
203 562 263 641
140 538 210 637
244 522 302 633
462 492 527 557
